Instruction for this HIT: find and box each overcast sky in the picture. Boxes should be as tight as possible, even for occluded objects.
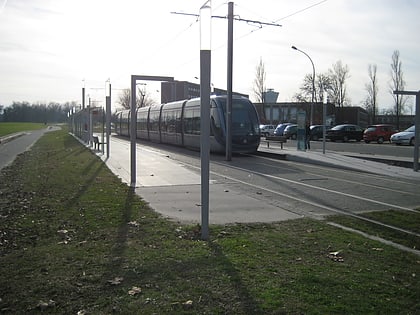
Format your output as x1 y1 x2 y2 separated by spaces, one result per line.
0 0 419 112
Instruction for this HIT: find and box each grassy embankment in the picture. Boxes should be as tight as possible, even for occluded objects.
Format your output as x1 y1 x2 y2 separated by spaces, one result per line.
0 127 419 314
0 122 47 137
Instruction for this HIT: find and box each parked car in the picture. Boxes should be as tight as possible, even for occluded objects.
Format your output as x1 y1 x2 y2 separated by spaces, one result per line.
274 123 292 136
363 124 397 144
259 124 276 137
309 125 328 141
390 125 415 146
326 124 364 142
283 124 298 140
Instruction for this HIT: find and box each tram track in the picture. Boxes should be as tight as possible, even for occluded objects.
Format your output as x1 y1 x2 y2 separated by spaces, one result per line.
166 151 420 247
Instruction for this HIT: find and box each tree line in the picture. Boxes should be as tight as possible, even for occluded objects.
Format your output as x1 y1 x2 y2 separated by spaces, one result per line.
0 101 76 123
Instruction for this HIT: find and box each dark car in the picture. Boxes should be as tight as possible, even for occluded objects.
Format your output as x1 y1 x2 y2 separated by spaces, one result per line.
309 125 327 141
274 123 292 136
283 124 298 139
326 124 364 142
363 124 397 144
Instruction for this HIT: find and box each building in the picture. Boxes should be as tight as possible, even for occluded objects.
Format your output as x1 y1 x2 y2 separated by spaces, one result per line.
255 102 369 127
255 102 335 126
375 115 414 130
161 80 248 103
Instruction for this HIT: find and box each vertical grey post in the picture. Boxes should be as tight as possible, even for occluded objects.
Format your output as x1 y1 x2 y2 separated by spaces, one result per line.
82 87 85 110
200 1 211 240
225 1 233 161
106 83 111 159
89 105 93 147
130 76 137 187
414 92 419 172
322 93 327 154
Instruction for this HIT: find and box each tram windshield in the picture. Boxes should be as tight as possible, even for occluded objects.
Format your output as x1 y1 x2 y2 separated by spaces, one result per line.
217 98 260 135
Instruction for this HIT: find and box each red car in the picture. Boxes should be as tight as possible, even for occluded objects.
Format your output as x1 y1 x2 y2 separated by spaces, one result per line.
363 124 397 144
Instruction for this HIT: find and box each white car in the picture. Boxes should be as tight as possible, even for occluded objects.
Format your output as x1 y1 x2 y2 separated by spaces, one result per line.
259 124 276 137
390 125 415 146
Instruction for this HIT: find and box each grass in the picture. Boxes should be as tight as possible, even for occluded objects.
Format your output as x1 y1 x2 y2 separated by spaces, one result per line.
327 210 420 250
0 122 47 137
0 128 419 314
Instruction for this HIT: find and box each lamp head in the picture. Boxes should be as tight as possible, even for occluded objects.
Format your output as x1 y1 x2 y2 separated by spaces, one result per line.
291 46 297 50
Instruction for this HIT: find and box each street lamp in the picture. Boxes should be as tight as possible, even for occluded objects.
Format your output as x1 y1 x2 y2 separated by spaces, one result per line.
292 45 315 125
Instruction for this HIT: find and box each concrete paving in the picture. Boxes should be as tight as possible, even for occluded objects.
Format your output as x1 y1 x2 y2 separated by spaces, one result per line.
100 138 302 224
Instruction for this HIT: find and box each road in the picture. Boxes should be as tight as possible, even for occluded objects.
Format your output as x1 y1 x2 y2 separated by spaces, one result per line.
0 126 61 170
283 138 417 159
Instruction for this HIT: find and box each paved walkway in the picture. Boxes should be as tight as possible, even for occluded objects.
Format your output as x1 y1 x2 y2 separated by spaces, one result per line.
100 138 301 224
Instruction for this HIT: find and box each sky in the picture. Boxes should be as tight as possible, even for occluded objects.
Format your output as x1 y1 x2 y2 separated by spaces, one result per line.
0 0 419 113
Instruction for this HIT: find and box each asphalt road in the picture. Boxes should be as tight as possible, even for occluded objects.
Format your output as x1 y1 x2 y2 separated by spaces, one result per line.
0 127 59 170
283 138 417 159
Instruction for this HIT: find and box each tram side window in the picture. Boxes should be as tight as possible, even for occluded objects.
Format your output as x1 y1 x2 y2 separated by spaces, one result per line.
211 107 222 138
137 111 148 131
161 111 168 132
184 109 200 135
150 111 160 132
175 110 182 133
167 110 176 133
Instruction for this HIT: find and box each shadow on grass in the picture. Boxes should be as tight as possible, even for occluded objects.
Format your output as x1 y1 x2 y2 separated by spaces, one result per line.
105 187 135 276
209 241 264 314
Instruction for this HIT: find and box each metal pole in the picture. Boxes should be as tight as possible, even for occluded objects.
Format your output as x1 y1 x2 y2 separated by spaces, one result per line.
130 76 137 187
414 92 419 171
82 87 85 110
322 95 327 154
225 1 233 161
106 83 111 159
200 1 211 241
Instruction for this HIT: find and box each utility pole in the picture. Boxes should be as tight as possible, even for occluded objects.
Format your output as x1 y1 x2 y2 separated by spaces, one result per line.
225 2 233 161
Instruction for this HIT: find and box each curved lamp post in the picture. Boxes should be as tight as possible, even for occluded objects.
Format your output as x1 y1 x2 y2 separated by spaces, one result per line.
292 45 315 125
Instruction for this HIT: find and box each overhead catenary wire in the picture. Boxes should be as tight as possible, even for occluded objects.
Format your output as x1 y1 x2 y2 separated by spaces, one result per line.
170 11 282 28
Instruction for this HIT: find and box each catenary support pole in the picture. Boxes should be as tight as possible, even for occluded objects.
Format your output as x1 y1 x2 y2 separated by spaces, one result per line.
200 1 211 240
225 1 233 161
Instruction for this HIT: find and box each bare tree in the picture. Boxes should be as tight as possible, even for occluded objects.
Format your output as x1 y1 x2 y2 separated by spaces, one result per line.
364 64 379 124
329 60 350 107
117 89 131 109
117 87 157 110
389 50 406 129
253 57 266 103
294 72 332 103
136 86 157 108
